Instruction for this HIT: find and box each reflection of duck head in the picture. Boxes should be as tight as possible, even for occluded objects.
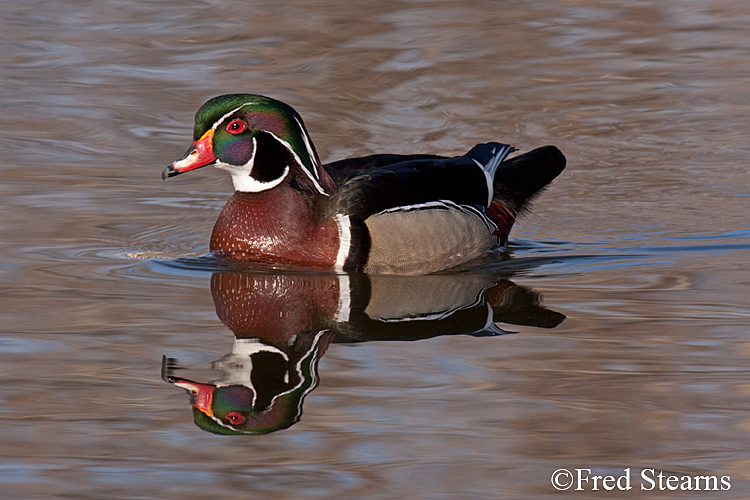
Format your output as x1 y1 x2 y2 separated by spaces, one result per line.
164 271 564 434
163 329 333 435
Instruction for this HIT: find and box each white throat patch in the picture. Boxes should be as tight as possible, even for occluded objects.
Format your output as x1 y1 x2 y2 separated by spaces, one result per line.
214 136 290 192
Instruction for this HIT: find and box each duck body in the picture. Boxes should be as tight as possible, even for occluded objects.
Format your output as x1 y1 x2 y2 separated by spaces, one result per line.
163 94 565 275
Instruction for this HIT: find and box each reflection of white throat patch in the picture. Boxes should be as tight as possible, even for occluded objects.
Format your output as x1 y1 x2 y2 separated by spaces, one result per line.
214 137 290 192
212 338 290 390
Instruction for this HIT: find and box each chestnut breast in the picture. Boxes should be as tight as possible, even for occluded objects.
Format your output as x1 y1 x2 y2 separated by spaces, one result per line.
210 186 339 269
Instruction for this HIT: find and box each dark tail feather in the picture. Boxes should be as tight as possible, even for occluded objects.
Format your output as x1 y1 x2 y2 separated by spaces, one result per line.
464 143 516 176
493 145 566 214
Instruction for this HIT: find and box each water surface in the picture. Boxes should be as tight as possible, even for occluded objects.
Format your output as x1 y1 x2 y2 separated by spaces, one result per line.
1 0 749 498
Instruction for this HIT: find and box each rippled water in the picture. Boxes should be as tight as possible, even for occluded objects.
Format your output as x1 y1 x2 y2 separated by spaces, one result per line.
2 0 750 498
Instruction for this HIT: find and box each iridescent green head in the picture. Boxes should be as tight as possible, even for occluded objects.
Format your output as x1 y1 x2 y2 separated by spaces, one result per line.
163 94 334 194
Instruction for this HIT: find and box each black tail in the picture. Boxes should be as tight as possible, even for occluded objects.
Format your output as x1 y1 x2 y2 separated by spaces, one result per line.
493 145 566 214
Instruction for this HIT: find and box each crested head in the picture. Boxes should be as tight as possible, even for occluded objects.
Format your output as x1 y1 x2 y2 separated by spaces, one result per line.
165 94 334 195
193 94 300 142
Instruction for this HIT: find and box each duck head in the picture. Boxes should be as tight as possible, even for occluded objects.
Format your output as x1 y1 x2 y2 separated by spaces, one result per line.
163 94 335 195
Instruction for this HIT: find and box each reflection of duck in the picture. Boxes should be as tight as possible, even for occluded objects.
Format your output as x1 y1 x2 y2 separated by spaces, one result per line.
162 94 565 274
164 272 564 435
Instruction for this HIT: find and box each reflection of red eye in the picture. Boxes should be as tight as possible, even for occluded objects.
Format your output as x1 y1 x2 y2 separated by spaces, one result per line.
226 119 246 134
225 411 247 425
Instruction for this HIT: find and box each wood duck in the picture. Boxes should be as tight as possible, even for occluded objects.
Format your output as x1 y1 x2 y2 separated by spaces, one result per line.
162 94 566 274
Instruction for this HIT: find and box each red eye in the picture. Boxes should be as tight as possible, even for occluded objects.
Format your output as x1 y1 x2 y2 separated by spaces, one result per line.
225 411 247 425
226 119 246 134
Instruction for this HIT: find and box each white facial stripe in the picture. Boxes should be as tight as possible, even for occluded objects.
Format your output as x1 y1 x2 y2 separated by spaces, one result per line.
294 116 320 180
267 131 328 196
211 102 256 132
333 214 352 272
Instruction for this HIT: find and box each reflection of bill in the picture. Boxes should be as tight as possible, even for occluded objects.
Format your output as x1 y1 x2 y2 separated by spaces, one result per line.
164 271 565 435
552 468 731 492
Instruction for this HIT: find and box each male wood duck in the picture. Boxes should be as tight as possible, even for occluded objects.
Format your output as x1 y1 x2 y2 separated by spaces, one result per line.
162 94 565 274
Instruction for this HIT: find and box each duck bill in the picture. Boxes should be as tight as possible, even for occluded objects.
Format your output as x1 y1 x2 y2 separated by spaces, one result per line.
170 378 216 418
162 129 216 179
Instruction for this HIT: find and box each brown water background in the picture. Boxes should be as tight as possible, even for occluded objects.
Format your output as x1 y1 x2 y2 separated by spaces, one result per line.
2 0 750 498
